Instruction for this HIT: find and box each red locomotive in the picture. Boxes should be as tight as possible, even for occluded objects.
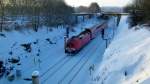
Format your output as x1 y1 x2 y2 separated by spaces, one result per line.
65 22 107 53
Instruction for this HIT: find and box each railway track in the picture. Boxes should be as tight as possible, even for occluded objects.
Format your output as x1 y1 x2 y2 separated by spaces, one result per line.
58 52 88 84
41 47 89 84
41 34 102 84
40 56 68 78
41 37 99 84
58 37 101 84
41 56 71 84
68 40 102 84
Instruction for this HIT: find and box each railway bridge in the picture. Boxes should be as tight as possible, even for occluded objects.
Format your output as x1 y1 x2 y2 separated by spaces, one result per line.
72 12 129 25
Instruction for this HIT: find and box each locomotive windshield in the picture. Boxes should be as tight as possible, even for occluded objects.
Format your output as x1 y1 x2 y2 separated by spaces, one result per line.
67 42 74 48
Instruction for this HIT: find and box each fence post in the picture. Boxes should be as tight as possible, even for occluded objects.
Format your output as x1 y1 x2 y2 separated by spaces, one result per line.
32 71 40 84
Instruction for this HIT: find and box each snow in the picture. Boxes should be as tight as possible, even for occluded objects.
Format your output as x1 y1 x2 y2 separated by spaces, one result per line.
0 17 116 84
91 16 150 84
1 14 147 84
32 71 39 77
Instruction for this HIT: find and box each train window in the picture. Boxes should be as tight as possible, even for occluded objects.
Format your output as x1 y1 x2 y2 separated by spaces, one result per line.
85 29 91 34
80 30 90 38
79 35 84 39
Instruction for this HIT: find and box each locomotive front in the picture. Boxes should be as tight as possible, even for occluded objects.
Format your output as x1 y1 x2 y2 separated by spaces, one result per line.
65 37 81 53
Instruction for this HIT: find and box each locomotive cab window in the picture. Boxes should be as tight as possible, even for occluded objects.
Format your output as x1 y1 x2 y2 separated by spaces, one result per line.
67 42 74 48
79 35 84 39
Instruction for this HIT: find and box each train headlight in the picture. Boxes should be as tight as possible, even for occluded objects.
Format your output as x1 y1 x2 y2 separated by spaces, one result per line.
66 48 76 52
70 48 76 51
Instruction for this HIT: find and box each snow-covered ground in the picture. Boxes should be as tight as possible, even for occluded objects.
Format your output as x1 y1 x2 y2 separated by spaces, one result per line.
91 16 150 84
0 17 116 84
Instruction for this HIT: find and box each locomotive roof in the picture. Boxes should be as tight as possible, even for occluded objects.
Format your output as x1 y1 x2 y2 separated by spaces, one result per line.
70 30 90 40
70 21 107 40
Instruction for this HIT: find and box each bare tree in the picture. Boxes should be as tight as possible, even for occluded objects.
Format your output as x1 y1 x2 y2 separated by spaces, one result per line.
88 2 101 13
126 0 150 25
0 0 4 32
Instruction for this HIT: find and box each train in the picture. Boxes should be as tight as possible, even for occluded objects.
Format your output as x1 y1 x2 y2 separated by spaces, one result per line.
65 22 108 53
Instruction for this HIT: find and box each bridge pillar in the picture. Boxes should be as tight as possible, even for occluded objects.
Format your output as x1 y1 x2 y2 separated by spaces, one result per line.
83 16 85 22
117 15 121 26
75 15 78 24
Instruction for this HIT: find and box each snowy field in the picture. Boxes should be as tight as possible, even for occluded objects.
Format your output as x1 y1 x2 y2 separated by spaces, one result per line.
91 16 150 84
0 17 116 84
